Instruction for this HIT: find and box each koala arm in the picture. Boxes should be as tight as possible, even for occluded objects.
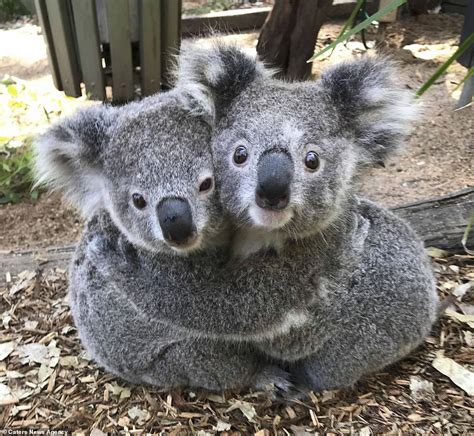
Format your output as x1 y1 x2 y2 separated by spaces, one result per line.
87 211 353 340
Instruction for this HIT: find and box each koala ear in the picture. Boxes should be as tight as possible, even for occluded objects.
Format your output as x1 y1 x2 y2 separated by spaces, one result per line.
176 41 270 112
321 56 417 164
34 104 116 217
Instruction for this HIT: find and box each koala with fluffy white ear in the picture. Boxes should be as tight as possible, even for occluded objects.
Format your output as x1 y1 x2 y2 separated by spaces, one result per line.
35 86 331 391
177 42 439 391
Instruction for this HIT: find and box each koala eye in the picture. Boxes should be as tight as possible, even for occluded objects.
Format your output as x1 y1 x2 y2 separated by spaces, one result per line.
132 193 147 209
304 151 320 171
199 177 213 193
233 146 248 165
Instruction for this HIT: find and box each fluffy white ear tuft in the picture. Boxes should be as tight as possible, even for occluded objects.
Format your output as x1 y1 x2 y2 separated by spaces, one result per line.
34 104 116 217
175 40 269 111
321 56 419 164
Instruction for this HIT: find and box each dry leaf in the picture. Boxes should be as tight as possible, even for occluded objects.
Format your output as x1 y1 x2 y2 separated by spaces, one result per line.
128 406 150 425
38 363 54 382
226 400 256 422
5 370 24 379
215 420 232 431
290 426 313 436
409 376 435 401
18 343 48 364
408 413 423 422
0 383 17 405
59 356 79 367
426 247 450 258
106 382 131 399
359 427 372 436
90 429 107 436
0 342 15 361
463 331 473 347
452 282 473 299
432 353 474 396
24 320 38 331
445 309 474 328
1 312 12 329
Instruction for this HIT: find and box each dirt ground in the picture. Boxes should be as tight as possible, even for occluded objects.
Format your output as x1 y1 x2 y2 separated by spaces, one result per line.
0 255 472 433
0 13 473 251
0 13 473 435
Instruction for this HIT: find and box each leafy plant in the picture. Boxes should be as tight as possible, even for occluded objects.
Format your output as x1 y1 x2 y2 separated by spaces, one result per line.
309 0 473 98
0 137 40 204
309 0 407 61
0 0 30 21
0 75 85 203
183 0 238 16
417 33 474 97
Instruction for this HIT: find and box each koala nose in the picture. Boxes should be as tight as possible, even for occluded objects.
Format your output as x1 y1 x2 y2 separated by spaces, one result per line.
157 198 197 246
256 151 293 210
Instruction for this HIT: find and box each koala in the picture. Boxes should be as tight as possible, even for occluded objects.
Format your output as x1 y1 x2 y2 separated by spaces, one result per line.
34 85 326 391
175 42 440 391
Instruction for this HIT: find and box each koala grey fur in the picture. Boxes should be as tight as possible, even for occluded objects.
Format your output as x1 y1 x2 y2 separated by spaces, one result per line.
35 86 329 391
35 43 439 393
174 42 439 390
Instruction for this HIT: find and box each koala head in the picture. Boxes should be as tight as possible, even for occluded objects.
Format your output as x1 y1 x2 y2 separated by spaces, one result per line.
178 42 417 239
35 88 224 254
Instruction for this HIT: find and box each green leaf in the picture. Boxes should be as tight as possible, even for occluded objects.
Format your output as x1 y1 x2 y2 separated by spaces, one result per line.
309 0 407 61
330 0 366 57
30 190 39 201
416 32 474 97
452 67 474 94
7 84 18 97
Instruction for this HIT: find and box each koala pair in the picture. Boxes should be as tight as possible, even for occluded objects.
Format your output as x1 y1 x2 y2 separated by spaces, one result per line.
35 43 439 393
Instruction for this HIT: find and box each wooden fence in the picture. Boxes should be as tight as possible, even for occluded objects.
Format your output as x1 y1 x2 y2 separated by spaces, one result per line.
34 0 182 102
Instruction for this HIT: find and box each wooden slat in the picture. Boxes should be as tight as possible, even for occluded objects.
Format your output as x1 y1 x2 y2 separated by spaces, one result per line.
71 0 105 100
161 0 182 89
105 0 134 102
44 0 82 97
139 0 162 96
34 0 62 91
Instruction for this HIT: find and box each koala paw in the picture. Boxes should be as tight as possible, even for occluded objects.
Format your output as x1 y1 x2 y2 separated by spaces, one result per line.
254 365 294 394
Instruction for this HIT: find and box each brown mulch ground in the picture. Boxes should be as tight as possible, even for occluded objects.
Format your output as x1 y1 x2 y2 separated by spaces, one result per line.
0 255 473 433
0 13 473 251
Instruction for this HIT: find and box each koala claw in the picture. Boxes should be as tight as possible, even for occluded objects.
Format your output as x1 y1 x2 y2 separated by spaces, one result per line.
254 365 294 395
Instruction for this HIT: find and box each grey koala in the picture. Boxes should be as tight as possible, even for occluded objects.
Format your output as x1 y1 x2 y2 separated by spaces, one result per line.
174 42 439 391
35 86 326 391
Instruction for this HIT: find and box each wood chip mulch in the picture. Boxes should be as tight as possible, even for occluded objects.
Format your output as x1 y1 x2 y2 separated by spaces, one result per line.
0 255 473 434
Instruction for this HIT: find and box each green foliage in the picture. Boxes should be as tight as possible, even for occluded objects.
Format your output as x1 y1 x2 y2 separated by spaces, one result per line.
0 0 30 21
183 0 237 15
309 0 407 61
310 0 473 98
417 33 474 97
0 75 80 204
0 137 40 204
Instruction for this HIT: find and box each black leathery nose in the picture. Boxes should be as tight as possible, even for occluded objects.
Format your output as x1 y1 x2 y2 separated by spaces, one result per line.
157 198 196 245
256 151 293 210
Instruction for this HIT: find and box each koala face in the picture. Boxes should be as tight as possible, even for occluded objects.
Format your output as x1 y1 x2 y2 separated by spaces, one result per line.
35 89 224 254
213 82 357 237
176 43 416 240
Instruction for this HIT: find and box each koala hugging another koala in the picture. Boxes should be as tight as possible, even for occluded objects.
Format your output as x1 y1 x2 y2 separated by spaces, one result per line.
34 42 439 394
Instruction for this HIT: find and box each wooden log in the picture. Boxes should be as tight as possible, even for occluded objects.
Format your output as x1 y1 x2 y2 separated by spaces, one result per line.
1 189 472 282
392 188 474 252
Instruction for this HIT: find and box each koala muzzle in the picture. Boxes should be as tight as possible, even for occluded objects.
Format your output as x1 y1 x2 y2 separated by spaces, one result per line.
157 198 197 246
256 151 293 210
